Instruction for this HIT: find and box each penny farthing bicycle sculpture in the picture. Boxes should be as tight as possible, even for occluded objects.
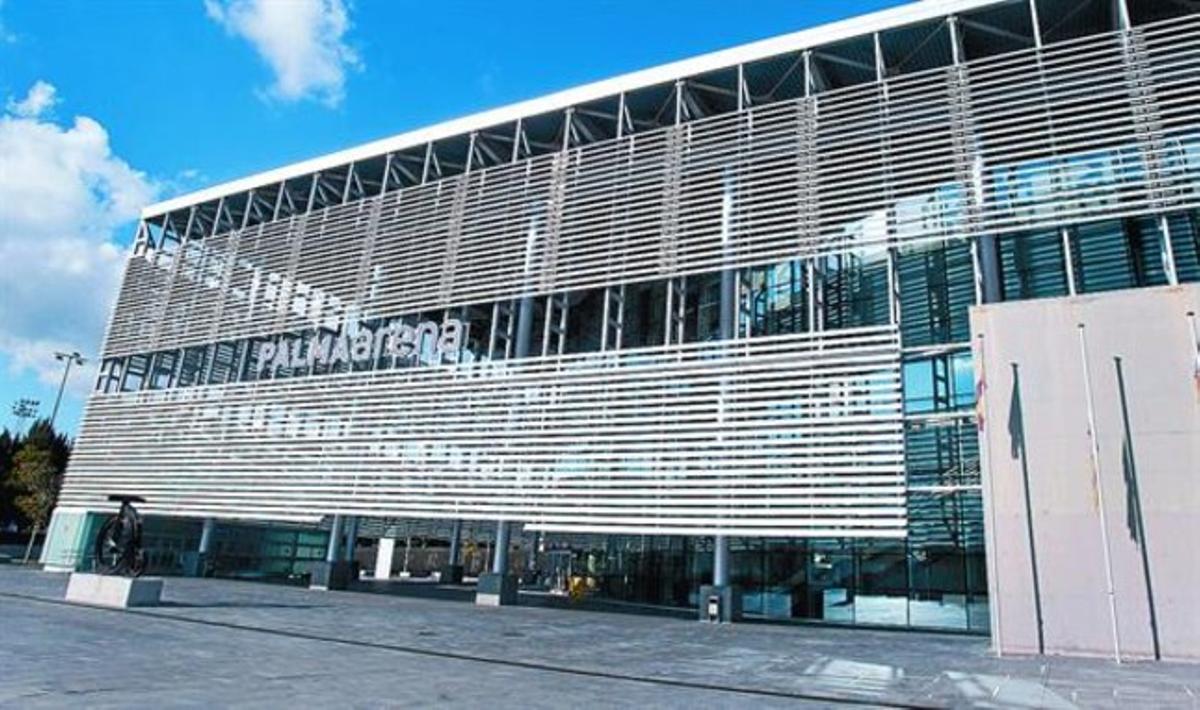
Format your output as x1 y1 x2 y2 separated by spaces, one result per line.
93 494 147 576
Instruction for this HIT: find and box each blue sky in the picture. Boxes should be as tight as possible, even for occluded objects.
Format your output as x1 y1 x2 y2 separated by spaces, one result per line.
0 0 904 437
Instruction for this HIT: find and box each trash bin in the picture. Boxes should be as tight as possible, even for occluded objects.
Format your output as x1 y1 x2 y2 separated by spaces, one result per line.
698 584 742 623
706 594 721 623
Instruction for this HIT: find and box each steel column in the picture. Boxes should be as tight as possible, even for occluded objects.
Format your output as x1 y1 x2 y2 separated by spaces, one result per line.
343 515 359 561
715 166 736 589
713 536 730 586
1159 215 1179 286
198 517 216 555
448 519 463 565
491 520 510 575
325 514 343 563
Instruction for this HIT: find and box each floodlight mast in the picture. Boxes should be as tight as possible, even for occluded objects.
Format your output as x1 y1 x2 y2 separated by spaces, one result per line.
51 351 87 428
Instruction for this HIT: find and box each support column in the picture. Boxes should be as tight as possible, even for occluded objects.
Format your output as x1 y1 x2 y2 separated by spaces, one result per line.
342 515 359 563
326 514 343 563
1159 215 1179 286
713 536 730 586
477 520 518 606
311 513 353 591
699 169 743 623
440 519 464 584
526 530 541 582
1062 228 1078 296
976 235 1004 304
514 296 535 359
188 517 216 577
492 520 510 575
476 219 536 606
401 535 412 577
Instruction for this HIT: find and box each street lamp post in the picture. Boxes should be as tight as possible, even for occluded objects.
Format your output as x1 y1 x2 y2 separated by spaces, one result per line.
50 351 86 428
20 352 86 565
10 397 39 433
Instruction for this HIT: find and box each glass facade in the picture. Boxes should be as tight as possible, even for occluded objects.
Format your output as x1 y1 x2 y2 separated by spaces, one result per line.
541 528 988 632
82 202 1200 632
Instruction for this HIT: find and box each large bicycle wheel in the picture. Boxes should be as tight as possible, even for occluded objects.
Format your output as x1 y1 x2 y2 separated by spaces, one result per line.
93 516 129 575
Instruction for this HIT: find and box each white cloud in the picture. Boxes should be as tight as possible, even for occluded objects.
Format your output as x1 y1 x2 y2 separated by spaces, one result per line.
5 80 57 118
204 0 362 107
0 81 156 396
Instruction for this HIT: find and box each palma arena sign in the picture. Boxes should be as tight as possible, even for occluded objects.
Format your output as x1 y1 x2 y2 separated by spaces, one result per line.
255 318 465 377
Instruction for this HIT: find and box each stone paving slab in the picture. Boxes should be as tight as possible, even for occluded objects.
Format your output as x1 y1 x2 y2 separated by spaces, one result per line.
0 567 1196 708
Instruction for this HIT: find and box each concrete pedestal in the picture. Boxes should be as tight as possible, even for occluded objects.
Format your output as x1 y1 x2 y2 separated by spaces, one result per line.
698 584 742 623
310 561 356 591
374 537 396 580
65 573 162 608
439 564 464 585
475 573 518 606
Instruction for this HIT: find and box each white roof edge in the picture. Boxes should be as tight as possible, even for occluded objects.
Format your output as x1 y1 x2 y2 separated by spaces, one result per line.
142 0 1004 219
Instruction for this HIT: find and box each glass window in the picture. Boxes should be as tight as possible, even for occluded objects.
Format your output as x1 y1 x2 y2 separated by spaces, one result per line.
905 415 981 490
809 540 856 624
684 272 722 343
898 239 974 346
760 539 810 620
453 303 494 363
147 351 177 390
121 354 149 392
907 489 986 631
564 289 605 355
855 540 909 627
1073 216 1170 294
903 351 975 415
176 346 208 387
621 279 667 349
821 248 890 331
999 228 1071 302
745 260 807 337
96 358 123 393
206 342 242 383
1166 210 1200 284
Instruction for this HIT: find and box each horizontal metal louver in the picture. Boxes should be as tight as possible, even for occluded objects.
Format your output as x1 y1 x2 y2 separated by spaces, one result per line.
61 327 906 537
97 16 1200 359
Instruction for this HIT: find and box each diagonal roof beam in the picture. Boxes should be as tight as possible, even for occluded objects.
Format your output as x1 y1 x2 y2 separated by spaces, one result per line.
812 50 875 73
475 137 506 165
680 83 708 121
649 88 676 127
572 113 601 144
890 23 948 73
764 54 805 102
958 16 1032 45
1045 0 1100 38
392 159 418 185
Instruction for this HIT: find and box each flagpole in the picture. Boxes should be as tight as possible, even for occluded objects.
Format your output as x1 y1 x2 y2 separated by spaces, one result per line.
1187 311 1199 398
1077 323 1121 664
975 333 1005 654
1113 356 1160 660
1009 362 1045 655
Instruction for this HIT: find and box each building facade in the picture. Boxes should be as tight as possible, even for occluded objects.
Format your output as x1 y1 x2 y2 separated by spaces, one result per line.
46 0 1200 642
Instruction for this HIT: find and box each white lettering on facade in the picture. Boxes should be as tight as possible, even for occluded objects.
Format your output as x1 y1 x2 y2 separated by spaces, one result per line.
254 319 466 377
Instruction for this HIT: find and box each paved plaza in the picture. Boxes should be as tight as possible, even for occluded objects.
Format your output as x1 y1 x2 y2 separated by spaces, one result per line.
0 567 1196 709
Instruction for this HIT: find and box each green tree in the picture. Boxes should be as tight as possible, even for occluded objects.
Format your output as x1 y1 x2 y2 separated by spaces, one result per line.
0 429 19 530
7 419 71 562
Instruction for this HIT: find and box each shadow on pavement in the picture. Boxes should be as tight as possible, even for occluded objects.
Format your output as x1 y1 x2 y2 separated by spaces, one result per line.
159 601 326 610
